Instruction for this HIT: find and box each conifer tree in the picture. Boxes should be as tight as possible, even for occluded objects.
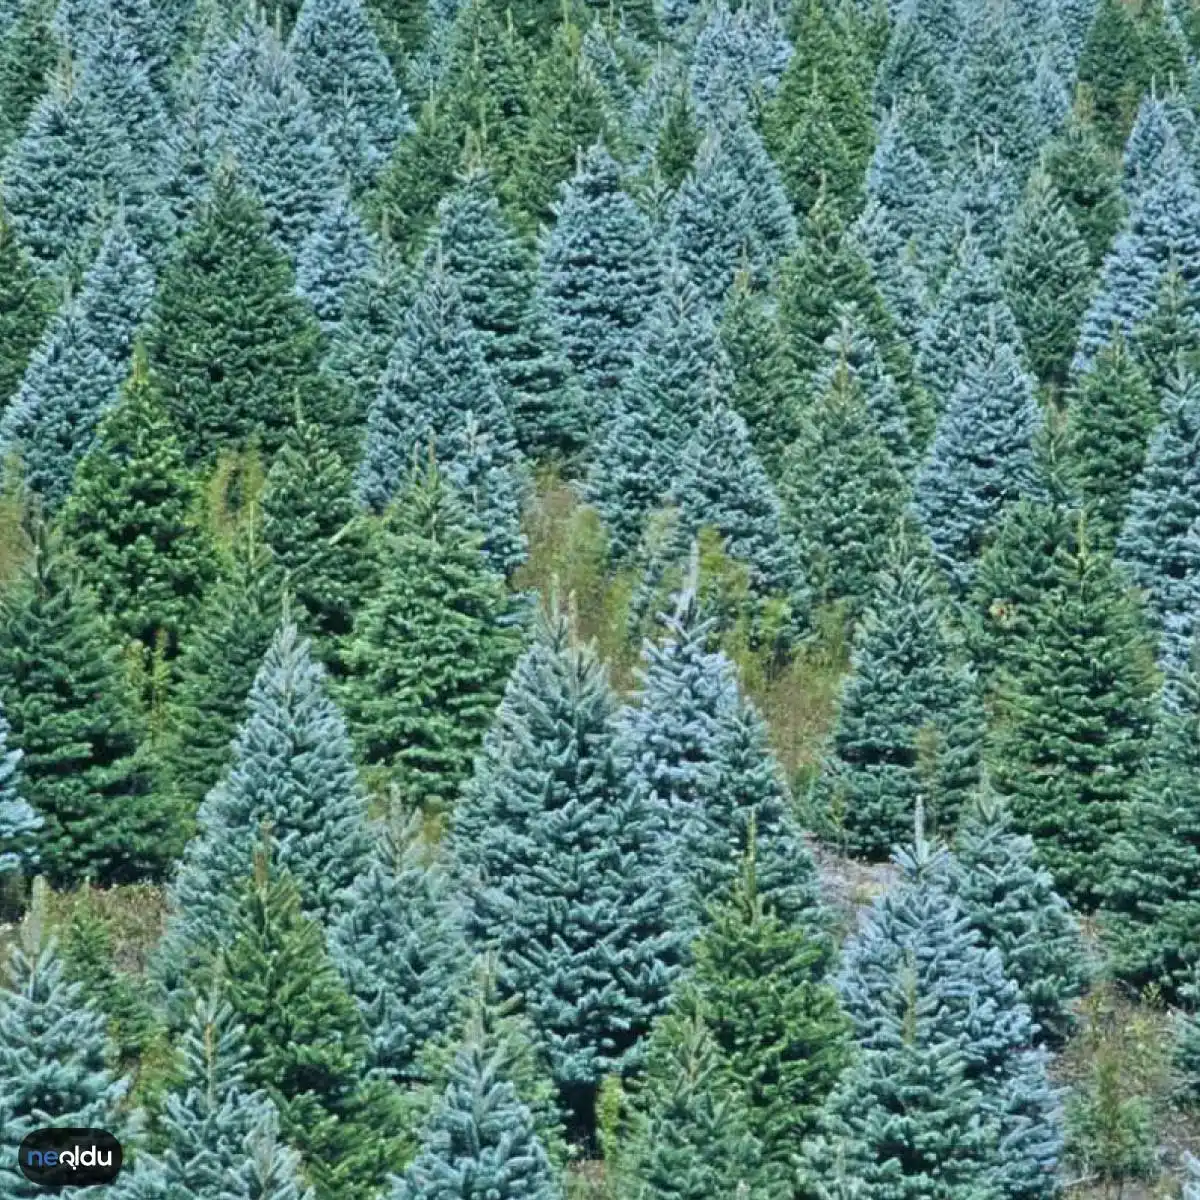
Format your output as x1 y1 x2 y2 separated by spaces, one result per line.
819 535 985 859
0 218 155 511
219 852 406 1200
951 789 1089 1045
669 113 796 312
916 233 1023 420
1124 92 1196 202
619 1007 767 1200
686 853 849 1172
1002 168 1096 392
1130 265 1200 396
718 273 801 478
0 531 163 887
157 621 372 999
0 0 56 158
0 891 129 1193
1043 110 1127 268
452 600 681 1130
146 173 345 467
820 835 1063 1200
58 349 218 658
780 357 911 618
0 706 38 881
341 460 522 810
288 0 409 190
915 330 1042 593
539 143 662 403
935 144 1022 274
329 817 469 1081
1103 639 1200 998
1073 132 1200 373
992 533 1158 908
392 1014 563 1200
618 578 822 935
0 212 52 410
861 111 936 261
1066 335 1158 544
1077 0 1149 149
157 524 281 819
434 168 586 461
260 409 375 655
295 192 377 336
1118 369 1200 648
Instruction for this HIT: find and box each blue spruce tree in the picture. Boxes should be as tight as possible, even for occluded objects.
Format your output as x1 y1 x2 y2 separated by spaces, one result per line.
0 705 38 882
0 217 154 511
295 191 377 335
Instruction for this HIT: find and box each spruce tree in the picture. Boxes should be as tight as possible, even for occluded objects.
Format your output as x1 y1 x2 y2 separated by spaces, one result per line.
718 272 801 478
0 892 129 1196
157 523 282 819
1103 640 1200 999
1072 132 1200 373
1002 168 1096 393
539 142 662 404
434 168 586 461
0 211 52 411
0 705 38 881
825 835 1063 1200
340 460 522 811
617 578 822 935
0 530 164 887
686 853 849 1172
288 0 409 190
1042 110 1127 268
668 112 796 312
1130 265 1200 396
145 173 345 467
260 409 375 655
294 192 377 337
1124 92 1196 202
914 329 1042 593
392 1015 562 1200
0 218 154 511
935 143 1022 273
1117 368 1200 648
951 789 1089 1045
780 357 911 619
452 600 681 1131
157 620 372 1001
1076 0 1149 149
329 817 469 1081
0 0 56 158
58 349 218 658
818 535 984 859
1066 335 1159 545
619 1007 768 1200
219 851 406 1200
992 533 1158 909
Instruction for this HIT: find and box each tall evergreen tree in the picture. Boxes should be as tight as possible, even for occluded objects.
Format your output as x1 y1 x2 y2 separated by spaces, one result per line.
951 789 1089 1045
341 460 522 810
992 533 1158 908
915 329 1042 593
1117 368 1200 651
0 0 56 159
288 0 409 190
156 621 372 1002
818 536 984 859
294 192 377 337
329 817 469 1081
260 409 375 655
0 530 163 887
780 357 911 619
0 218 155 511
145 173 346 467
1076 0 1150 149
0 211 52 411
392 1013 563 1200
539 143 662 406
219 851 406 1200
1072 132 1200 373
452 600 681 1132
0 705 38 881
1002 168 1096 393
1067 335 1159 544
157 523 282 819
0 891 129 1197
58 349 218 657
